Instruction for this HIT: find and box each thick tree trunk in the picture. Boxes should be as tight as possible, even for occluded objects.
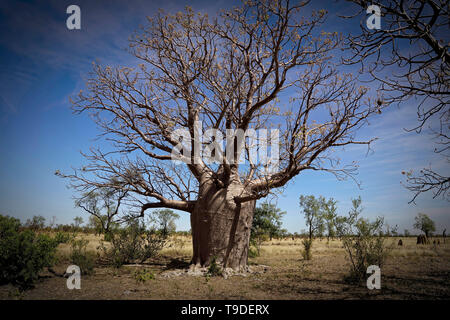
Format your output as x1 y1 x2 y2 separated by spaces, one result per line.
190 181 255 270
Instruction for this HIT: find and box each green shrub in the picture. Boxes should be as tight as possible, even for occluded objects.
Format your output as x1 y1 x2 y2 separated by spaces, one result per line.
103 231 114 242
100 219 167 268
248 246 259 258
250 203 286 256
335 198 392 284
249 233 268 258
0 215 60 290
54 231 72 244
133 268 155 283
69 239 95 275
206 256 222 277
342 218 389 283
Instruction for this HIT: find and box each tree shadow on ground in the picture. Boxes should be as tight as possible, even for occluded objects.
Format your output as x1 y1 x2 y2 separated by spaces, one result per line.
163 257 191 270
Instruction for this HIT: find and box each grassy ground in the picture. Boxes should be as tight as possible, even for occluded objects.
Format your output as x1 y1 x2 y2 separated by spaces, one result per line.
1 235 449 299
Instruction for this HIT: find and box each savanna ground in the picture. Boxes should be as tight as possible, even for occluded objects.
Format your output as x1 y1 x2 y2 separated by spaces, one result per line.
1 234 449 300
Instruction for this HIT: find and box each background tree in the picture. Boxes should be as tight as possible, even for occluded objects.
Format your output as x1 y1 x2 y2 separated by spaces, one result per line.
390 224 399 237
75 188 127 236
404 229 410 237
24 215 46 231
73 216 84 231
49 216 57 229
299 195 326 241
321 197 338 243
413 213 436 237
59 0 379 269
151 209 180 237
250 202 286 256
88 215 103 234
299 195 325 259
343 0 449 202
87 215 120 237
252 202 286 241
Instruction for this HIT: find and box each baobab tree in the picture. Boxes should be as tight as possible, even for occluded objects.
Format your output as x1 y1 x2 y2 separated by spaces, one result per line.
342 0 449 202
60 0 379 270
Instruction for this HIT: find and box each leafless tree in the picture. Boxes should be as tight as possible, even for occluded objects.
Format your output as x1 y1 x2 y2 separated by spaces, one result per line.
59 0 379 269
342 0 449 202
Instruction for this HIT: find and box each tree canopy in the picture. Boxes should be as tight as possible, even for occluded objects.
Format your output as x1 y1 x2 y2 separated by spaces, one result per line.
59 0 379 218
413 213 436 237
252 202 287 241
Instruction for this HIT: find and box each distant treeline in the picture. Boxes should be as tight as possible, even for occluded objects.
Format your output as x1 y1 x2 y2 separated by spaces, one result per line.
11 214 437 239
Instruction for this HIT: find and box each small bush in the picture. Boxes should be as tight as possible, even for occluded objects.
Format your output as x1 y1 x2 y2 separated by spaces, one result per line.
206 256 222 277
100 219 167 268
301 238 313 260
248 246 259 258
341 226 388 284
103 231 114 242
54 231 72 244
0 215 60 290
69 239 95 275
249 233 268 258
335 198 392 284
133 268 155 283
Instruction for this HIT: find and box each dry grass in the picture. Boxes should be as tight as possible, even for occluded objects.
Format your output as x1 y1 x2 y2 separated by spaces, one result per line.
56 233 107 258
1 234 449 300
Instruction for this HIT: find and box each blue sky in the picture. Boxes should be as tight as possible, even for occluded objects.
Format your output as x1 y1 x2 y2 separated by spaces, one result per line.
0 0 448 234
